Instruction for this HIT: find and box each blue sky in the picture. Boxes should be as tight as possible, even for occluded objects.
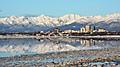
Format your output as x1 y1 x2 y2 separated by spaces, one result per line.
0 0 120 16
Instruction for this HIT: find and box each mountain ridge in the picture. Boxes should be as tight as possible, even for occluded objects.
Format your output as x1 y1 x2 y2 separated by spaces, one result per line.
0 13 120 32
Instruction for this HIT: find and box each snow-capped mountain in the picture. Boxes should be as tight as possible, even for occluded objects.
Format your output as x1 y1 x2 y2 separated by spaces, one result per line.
0 13 120 32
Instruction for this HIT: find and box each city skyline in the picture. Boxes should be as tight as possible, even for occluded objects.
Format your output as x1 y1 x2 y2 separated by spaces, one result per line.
0 0 120 16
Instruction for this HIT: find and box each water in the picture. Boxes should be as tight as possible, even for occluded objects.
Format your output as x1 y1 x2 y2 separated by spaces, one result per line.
0 37 120 66
0 38 119 57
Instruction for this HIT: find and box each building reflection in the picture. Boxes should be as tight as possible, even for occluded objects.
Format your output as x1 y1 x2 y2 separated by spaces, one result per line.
80 39 94 47
61 38 96 47
36 37 120 49
45 38 96 47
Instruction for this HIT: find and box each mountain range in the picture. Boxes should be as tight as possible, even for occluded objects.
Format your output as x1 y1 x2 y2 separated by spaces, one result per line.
0 13 120 32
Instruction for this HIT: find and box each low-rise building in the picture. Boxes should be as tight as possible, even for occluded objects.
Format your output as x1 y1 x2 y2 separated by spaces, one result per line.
63 30 79 33
97 28 107 32
62 30 72 33
71 30 79 33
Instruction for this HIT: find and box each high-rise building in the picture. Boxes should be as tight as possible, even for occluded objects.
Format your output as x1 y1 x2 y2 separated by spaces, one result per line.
85 25 91 32
80 27 86 32
80 25 92 33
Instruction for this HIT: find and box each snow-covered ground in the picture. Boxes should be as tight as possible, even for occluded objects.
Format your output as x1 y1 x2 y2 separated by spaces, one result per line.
69 35 120 39
1 35 120 39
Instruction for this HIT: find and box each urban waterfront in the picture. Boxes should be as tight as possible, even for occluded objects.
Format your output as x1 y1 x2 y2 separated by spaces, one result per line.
0 37 119 67
1 0 120 67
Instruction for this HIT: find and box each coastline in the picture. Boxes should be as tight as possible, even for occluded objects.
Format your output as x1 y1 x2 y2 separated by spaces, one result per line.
0 47 119 66
1 35 120 39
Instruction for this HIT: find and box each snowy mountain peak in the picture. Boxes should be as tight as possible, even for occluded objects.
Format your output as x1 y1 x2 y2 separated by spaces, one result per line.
0 13 120 32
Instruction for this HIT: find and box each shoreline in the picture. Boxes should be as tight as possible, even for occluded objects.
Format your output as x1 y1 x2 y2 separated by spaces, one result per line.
0 47 120 66
0 35 120 39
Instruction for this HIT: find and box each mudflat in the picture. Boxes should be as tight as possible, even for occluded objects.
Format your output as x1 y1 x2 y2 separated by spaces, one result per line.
0 47 120 67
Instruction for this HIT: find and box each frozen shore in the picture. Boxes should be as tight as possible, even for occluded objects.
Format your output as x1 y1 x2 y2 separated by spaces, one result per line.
0 48 120 67
1 35 120 39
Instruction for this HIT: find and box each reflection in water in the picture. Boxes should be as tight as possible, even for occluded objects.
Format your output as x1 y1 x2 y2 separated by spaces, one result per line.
0 38 120 66
0 38 120 54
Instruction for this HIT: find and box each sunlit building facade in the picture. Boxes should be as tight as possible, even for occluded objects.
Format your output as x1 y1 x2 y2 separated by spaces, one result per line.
97 28 107 32
80 25 92 33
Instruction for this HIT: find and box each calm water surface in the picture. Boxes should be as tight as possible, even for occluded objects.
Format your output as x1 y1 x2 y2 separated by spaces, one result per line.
0 38 119 57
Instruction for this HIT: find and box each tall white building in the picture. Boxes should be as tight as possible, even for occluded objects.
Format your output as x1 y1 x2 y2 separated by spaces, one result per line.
80 25 92 33
80 27 86 32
